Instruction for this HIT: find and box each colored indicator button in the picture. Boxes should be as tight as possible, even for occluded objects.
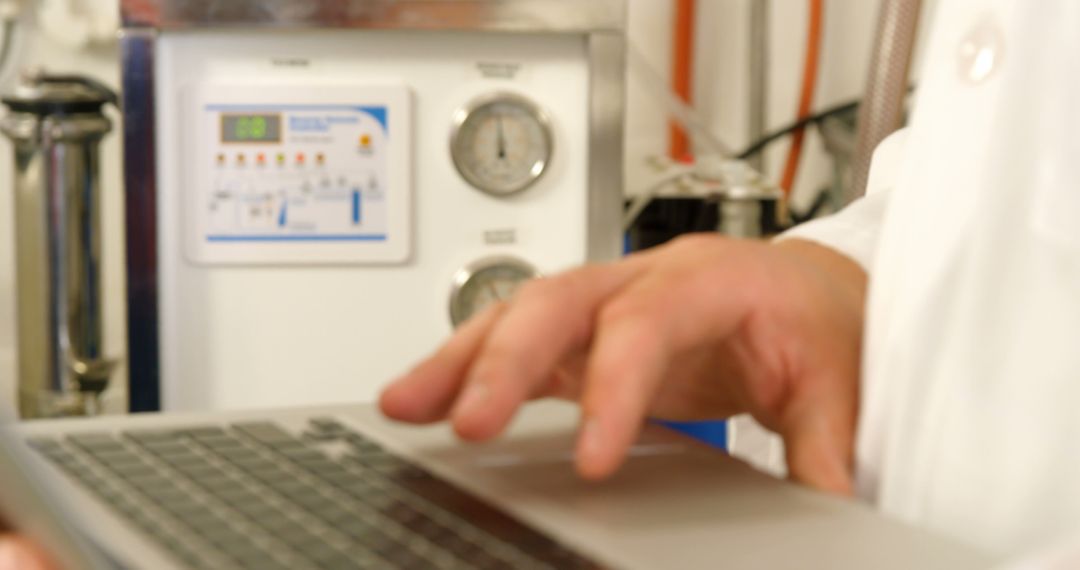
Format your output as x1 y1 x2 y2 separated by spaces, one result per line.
316 153 326 166
359 134 371 147
256 153 267 165
296 153 306 165
276 153 286 166
216 153 226 166
236 154 247 165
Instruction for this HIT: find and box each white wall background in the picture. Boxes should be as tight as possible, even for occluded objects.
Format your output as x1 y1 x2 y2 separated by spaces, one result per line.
0 0 935 417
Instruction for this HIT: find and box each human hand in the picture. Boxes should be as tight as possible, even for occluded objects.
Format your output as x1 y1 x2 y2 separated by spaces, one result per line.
0 534 56 570
380 235 866 494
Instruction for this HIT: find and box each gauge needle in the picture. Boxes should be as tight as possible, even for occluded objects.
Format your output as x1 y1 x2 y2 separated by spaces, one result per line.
496 115 507 160
488 282 502 300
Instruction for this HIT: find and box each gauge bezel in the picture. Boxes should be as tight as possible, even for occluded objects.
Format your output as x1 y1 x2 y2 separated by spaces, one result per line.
448 255 541 327
449 92 554 197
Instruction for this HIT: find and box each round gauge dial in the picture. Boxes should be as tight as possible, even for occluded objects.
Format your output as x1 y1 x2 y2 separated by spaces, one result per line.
450 93 553 196
449 257 540 327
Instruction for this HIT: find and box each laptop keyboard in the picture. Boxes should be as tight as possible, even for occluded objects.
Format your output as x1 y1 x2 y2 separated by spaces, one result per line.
28 418 597 569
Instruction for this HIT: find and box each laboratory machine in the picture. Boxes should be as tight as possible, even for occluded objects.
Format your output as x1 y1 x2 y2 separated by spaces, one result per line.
120 0 626 412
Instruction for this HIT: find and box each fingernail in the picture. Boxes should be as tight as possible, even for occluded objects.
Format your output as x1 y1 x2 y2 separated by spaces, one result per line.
578 417 603 461
0 538 23 570
0 541 14 570
453 383 490 418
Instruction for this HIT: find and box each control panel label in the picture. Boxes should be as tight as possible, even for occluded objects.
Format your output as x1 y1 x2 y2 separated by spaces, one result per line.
185 84 411 265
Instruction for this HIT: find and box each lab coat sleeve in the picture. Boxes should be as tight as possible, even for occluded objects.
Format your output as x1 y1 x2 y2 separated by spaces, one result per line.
776 129 910 272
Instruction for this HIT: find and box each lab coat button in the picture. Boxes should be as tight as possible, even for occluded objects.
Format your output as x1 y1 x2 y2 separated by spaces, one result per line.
958 17 1005 84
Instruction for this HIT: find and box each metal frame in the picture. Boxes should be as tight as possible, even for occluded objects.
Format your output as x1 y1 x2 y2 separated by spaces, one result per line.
119 0 627 412
121 0 624 32
120 29 161 413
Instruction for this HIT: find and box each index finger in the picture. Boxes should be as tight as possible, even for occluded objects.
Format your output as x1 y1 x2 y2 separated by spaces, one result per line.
574 265 753 479
0 535 57 570
380 301 509 424
449 259 648 441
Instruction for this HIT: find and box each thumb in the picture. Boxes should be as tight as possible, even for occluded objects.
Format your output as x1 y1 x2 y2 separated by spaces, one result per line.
780 397 856 496
0 535 56 570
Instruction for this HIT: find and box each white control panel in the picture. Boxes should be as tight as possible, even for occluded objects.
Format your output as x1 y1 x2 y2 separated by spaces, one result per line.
156 30 597 412
184 84 412 264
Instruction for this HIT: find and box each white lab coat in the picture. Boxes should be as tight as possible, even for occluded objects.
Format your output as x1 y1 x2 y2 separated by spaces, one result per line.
785 0 1080 561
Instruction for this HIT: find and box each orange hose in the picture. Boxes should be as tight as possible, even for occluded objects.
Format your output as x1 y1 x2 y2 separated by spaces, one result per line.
670 0 696 161
780 0 824 196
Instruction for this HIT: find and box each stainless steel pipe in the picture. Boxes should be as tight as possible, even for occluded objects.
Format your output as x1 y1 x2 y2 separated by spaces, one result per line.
2 73 117 418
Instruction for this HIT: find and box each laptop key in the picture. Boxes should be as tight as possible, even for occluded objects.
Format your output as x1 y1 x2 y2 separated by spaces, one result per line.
174 463 225 480
291 492 337 512
264 478 312 496
226 455 276 472
193 435 247 450
35 445 73 460
309 418 347 432
313 504 355 525
232 422 296 444
234 500 280 519
176 427 227 439
249 467 293 484
124 429 182 442
137 439 189 454
81 442 129 456
279 529 323 550
304 542 351 565
159 499 208 518
114 465 161 481
133 480 182 499
67 433 119 447
316 554 364 570
249 512 303 533
277 448 328 463
26 437 62 450
206 484 254 503
310 464 351 480
160 454 205 469
86 484 124 503
302 430 341 443
340 548 382 568
202 525 251 546
216 539 270 560
339 519 377 539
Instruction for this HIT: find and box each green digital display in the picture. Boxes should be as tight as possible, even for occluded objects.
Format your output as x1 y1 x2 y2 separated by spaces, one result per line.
221 114 282 143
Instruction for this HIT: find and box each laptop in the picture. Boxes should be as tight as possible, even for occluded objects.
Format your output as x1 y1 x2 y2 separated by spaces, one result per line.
2 400 994 569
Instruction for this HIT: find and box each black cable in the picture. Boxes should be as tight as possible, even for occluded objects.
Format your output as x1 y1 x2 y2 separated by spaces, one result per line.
736 86 917 161
788 187 832 226
735 99 860 160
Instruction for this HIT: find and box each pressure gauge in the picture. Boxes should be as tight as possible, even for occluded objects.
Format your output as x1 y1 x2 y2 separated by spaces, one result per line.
449 257 540 327
450 93 553 196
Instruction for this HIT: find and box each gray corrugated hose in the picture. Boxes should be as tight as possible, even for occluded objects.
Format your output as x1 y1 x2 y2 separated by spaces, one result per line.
747 0 770 172
848 0 923 203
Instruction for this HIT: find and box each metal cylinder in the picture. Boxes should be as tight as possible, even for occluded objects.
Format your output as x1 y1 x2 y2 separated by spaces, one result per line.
699 158 781 239
1 73 117 418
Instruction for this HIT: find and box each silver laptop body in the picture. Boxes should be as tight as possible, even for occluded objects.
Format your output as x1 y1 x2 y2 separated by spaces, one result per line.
4 401 994 570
